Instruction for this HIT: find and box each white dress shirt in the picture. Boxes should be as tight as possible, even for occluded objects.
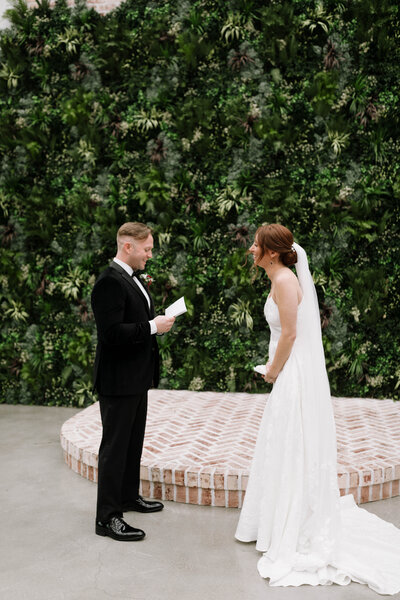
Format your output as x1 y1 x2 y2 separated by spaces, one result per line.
113 258 157 334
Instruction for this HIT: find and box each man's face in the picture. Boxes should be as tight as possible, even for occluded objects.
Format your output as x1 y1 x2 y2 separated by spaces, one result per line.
129 234 154 270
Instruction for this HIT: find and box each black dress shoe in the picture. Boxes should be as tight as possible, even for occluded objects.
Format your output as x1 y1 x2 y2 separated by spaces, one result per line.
96 516 145 541
123 495 164 513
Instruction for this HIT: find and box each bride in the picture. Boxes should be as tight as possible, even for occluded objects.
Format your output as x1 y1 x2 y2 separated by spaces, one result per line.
235 223 400 594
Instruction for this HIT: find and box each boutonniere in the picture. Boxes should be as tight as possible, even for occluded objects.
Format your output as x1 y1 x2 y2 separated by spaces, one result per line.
140 273 154 287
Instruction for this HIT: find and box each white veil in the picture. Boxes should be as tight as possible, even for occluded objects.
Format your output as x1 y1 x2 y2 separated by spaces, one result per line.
292 242 326 370
292 242 340 558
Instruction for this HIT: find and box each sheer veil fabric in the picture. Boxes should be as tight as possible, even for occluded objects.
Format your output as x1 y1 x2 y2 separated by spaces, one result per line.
235 243 400 594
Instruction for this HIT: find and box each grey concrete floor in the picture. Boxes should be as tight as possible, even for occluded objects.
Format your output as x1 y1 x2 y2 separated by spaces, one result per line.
1 405 400 600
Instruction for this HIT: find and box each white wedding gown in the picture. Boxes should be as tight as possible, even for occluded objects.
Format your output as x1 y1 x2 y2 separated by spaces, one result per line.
235 245 400 595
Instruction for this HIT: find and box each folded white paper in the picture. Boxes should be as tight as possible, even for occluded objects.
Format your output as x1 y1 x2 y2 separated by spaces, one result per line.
165 296 187 318
254 364 267 376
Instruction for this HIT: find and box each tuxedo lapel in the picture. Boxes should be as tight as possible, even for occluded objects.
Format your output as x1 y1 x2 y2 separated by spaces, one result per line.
109 261 151 317
135 275 155 318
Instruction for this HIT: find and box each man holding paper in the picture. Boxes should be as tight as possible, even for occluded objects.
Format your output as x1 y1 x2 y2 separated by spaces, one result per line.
91 222 175 541
165 296 187 318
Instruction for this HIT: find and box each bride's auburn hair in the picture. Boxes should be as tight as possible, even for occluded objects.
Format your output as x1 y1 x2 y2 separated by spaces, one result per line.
255 224 297 267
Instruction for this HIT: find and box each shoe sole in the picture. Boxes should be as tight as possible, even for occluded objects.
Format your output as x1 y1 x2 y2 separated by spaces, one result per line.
96 525 145 541
123 506 164 513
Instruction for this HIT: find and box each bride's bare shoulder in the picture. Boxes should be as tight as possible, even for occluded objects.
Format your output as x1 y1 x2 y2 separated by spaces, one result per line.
274 268 302 298
275 268 298 286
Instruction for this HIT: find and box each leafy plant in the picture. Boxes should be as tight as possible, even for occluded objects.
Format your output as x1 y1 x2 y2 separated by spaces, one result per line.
0 0 399 405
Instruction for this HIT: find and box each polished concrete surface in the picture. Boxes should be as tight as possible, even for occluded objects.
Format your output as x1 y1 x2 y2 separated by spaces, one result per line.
1 404 400 600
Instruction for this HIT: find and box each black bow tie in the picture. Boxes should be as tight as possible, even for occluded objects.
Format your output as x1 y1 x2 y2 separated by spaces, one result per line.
131 270 140 278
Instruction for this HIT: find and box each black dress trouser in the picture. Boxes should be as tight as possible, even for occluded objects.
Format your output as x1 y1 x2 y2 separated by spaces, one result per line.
96 392 148 523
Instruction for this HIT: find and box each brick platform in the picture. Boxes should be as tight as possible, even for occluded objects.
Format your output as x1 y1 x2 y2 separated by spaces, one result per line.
60 391 400 508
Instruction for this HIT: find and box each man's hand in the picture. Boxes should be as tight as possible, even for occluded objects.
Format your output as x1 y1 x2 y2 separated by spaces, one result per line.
154 315 175 333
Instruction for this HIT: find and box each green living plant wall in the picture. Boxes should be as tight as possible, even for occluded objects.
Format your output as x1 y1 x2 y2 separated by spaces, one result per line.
0 0 399 406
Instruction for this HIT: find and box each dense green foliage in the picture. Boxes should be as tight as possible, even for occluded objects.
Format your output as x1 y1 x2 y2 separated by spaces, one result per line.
1 0 399 406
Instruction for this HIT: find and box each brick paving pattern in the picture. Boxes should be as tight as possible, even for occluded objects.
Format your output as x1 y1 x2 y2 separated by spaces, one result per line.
61 391 400 508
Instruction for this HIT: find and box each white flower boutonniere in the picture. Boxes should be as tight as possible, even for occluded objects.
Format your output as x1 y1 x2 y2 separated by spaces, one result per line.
140 273 154 287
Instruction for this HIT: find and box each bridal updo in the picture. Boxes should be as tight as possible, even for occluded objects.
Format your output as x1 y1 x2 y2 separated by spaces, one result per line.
255 224 297 267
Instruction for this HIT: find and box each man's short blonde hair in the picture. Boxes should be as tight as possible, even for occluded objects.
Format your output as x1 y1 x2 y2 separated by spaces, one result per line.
117 222 152 244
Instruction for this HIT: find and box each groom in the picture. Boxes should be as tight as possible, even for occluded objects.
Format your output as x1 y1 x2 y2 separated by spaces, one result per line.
91 222 175 541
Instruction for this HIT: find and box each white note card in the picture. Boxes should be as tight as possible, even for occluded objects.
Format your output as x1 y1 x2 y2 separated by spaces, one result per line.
165 296 187 318
254 364 267 375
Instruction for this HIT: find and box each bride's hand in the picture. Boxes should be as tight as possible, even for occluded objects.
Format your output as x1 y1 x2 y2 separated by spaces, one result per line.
264 363 278 384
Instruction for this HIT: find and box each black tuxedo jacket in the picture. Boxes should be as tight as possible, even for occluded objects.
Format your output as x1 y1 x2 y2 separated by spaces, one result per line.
91 261 159 396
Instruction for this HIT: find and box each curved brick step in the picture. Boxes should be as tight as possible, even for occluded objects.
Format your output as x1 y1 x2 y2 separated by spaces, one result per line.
60 391 400 508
